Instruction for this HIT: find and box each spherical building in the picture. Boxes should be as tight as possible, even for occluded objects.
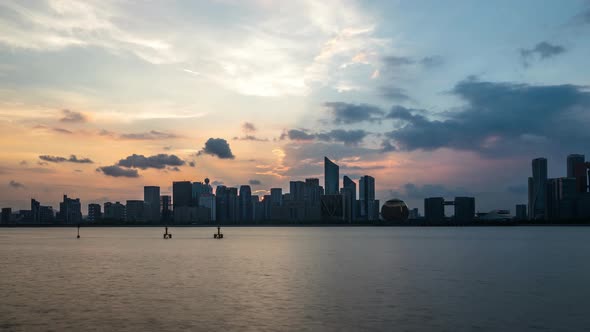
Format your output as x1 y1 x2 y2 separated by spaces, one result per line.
381 199 409 222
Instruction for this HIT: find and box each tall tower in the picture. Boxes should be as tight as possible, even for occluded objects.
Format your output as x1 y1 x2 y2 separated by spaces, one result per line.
530 158 548 220
239 185 252 222
359 175 376 220
342 176 357 222
144 186 160 223
567 154 585 178
324 157 339 195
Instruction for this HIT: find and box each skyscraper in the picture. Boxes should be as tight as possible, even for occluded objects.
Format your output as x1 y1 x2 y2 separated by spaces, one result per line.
324 157 339 195
144 186 160 223
529 158 548 220
161 195 172 223
88 203 102 222
57 195 82 224
270 188 283 206
125 200 144 222
173 181 192 209
567 154 585 178
342 176 356 222
359 175 375 220
239 185 252 222
290 181 305 202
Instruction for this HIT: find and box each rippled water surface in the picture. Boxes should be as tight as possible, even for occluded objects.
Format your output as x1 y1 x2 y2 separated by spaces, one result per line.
1 227 590 331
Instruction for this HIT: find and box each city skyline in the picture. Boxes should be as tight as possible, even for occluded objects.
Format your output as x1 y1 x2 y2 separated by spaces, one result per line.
1 1 590 213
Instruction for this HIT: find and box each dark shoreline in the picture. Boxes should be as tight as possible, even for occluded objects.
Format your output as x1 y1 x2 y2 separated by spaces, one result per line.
2 221 590 228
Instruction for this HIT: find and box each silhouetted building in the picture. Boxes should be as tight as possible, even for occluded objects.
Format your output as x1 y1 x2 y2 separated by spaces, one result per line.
161 195 172 223
381 199 409 222
454 197 475 222
126 200 144 222
342 176 356 222
528 158 548 220
424 197 445 222
515 204 527 220
1 208 11 224
192 179 212 205
104 201 125 221
409 208 419 219
321 194 344 221
198 193 216 222
290 181 305 202
359 175 376 220
31 199 40 223
173 181 192 209
324 157 339 195
270 188 283 206
144 186 160 223
546 177 577 220
57 195 82 224
88 203 102 222
567 154 585 178
239 185 252 223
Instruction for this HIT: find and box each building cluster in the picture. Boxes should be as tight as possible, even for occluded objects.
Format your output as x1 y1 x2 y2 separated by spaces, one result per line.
526 154 590 221
0 157 380 225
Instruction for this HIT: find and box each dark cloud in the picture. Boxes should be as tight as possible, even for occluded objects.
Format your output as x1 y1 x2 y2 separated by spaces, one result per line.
233 135 269 142
391 183 472 200
59 109 87 123
34 125 74 134
379 87 411 101
382 55 444 68
324 102 384 124
117 154 185 169
385 78 590 155
9 180 25 189
383 56 414 66
380 140 397 152
39 155 93 163
317 129 368 146
242 122 257 133
168 166 181 172
281 129 368 146
420 56 444 68
249 179 262 185
198 138 235 159
281 129 316 141
97 165 139 178
119 130 178 140
188 161 196 167
576 8 590 24
520 42 566 66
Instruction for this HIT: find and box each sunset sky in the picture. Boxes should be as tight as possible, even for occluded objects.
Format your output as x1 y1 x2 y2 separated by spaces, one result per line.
1 0 590 213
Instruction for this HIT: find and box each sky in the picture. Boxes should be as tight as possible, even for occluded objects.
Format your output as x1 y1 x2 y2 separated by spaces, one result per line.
1 0 589 214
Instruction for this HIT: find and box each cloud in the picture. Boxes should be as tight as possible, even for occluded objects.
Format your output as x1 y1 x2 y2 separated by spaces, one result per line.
323 102 385 124
211 180 224 186
385 78 590 155
97 165 139 178
520 42 566 66
420 56 444 68
233 135 269 142
119 130 178 140
188 161 196 167
379 87 411 101
9 180 25 189
117 154 185 169
198 138 235 159
234 122 268 141
33 125 74 134
39 155 93 164
59 109 87 123
249 179 262 186
0 1 180 64
242 122 257 133
382 55 444 68
281 128 368 146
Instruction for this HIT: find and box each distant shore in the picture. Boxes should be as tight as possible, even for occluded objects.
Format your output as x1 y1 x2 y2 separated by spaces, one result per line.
2 221 590 227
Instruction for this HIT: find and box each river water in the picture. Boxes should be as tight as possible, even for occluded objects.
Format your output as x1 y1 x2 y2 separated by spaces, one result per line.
1 227 589 331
